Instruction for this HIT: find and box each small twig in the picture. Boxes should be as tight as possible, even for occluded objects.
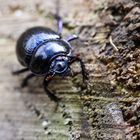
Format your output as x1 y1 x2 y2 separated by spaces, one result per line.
109 36 119 52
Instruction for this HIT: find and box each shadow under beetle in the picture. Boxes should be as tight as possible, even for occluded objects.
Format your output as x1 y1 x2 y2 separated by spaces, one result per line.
13 15 88 101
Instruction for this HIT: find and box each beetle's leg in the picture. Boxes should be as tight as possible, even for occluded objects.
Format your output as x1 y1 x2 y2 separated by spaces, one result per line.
54 15 63 35
69 55 89 82
21 73 35 87
43 74 60 102
12 68 29 75
66 34 78 42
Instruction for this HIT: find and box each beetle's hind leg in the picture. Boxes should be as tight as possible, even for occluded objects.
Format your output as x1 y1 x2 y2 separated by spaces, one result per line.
12 68 29 75
55 15 63 35
54 14 63 35
54 0 63 35
43 74 60 102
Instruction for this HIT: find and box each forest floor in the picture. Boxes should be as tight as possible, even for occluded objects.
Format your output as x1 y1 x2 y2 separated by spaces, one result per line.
0 0 139 140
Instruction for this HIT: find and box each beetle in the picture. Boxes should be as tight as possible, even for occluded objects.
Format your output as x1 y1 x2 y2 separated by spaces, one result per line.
13 15 88 101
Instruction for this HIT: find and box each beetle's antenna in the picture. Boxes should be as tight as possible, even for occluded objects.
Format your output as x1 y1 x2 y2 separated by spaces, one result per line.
55 0 63 35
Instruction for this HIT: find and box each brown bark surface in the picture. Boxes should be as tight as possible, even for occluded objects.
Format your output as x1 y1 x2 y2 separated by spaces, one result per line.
0 0 139 140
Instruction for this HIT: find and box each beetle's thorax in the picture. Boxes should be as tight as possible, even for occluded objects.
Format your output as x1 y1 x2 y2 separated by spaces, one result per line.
29 39 72 75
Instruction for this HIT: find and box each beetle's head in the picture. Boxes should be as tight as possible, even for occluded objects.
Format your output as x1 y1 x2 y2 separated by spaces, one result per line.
50 55 70 75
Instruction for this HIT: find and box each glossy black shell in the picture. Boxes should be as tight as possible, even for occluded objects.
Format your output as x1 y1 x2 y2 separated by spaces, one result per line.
16 27 71 75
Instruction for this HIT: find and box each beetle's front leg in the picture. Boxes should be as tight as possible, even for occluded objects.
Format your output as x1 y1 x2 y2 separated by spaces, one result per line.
43 74 60 102
69 55 89 82
66 34 78 42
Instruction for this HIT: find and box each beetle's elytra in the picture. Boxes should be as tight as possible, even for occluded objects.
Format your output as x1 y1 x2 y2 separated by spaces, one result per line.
13 15 88 101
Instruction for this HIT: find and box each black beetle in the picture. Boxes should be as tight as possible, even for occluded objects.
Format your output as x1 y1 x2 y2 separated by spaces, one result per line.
13 15 88 101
